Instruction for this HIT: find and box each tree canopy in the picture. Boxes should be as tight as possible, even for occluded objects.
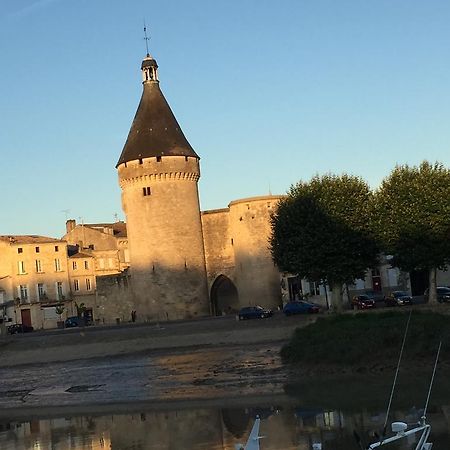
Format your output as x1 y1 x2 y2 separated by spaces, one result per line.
270 174 379 311
373 161 450 301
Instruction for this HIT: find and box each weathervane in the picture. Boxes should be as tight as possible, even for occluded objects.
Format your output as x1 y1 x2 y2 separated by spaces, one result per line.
143 21 150 56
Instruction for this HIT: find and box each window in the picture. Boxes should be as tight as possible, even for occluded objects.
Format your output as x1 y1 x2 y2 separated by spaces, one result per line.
72 261 77 270
35 247 40 253
37 283 45 300
108 258 114 269
35 260 42 273
55 258 61 271
74 280 79 291
88 244 94 250
54 245 59 252
143 186 151 196
98 258 105 269
19 285 28 301
139 158 143 164
156 156 162 162
18 261 26 274
84 260 89 270
17 247 23 254
308 281 321 296
86 278 91 291
56 282 63 299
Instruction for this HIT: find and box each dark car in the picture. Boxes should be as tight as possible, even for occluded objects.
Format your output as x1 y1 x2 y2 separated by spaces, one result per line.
283 301 320 316
7 324 34 334
351 294 375 310
424 286 450 303
385 291 413 307
364 290 385 302
65 316 86 328
238 306 273 320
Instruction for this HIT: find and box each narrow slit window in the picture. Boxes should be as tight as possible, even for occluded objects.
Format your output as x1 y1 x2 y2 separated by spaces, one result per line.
143 187 151 196
138 158 143 164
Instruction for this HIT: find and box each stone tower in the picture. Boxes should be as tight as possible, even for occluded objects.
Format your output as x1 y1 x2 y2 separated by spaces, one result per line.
116 53 209 321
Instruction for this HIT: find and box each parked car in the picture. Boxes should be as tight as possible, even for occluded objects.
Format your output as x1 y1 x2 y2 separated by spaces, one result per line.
424 286 450 303
364 290 385 302
283 301 320 316
384 291 413 307
65 316 86 328
7 324 34 334
238 306 273 320
351 294 375 310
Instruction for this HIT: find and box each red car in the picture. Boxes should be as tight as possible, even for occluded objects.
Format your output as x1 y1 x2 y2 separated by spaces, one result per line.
351 294 375 310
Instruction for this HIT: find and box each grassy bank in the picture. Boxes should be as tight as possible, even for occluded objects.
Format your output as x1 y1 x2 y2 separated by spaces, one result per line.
281 310 450 366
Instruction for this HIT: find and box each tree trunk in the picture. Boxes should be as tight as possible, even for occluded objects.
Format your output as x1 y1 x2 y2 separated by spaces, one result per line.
331 282 344 313
428 267 438 303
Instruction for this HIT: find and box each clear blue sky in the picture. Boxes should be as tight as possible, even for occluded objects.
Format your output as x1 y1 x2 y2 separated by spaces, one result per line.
1 0 450 237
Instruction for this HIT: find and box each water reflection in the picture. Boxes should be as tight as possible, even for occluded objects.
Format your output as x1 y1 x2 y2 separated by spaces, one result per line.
1 403 449 449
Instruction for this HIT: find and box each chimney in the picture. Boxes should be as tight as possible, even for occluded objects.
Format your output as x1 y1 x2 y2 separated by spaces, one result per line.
66 219 76 233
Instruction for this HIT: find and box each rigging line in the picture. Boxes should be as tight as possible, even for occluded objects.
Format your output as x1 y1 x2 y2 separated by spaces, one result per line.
423 340 442 421
383 308 413 431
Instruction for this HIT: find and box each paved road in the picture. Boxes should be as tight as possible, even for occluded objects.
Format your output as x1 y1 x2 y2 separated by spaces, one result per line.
0 311 306 353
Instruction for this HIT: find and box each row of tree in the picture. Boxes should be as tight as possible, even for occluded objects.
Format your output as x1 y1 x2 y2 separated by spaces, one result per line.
269 161 450 311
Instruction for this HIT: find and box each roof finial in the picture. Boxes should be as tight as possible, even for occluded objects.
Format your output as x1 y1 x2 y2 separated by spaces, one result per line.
143 21 150 56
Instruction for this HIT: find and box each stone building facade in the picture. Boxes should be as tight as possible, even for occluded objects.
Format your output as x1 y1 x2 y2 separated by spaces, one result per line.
63 220 129 275
202 196 284 315
115 52 211 321
0 236 71 329
110 51 286 322
67 251 97 322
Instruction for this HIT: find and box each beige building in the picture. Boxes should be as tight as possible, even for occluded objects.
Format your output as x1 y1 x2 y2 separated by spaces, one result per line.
68 251 97 322
63 220 129 275
0 236 71 329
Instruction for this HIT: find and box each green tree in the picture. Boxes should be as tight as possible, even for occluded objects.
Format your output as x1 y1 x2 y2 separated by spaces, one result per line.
270 174 379 312
373 162 450 303
55 303 65 320
74 301 86 318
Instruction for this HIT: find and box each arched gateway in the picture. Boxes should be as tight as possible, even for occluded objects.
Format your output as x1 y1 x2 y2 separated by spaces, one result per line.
210 275 239 316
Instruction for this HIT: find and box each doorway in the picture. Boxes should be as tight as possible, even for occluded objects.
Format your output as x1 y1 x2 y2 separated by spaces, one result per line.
210 275 239 316
410 269 428 296
21 309 32 327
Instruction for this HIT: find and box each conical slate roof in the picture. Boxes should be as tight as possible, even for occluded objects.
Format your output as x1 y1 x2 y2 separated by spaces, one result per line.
116 77 198 167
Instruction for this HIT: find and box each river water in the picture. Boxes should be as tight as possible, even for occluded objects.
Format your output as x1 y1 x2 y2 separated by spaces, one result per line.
1 399 449 449
1 336 449 449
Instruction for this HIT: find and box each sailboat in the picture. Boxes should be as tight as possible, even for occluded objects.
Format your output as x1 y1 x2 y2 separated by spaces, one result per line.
366 419 432 450
355 311 440 450
235 416 263 450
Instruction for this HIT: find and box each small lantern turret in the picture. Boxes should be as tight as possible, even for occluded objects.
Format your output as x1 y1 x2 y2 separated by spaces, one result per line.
141 55 158 83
